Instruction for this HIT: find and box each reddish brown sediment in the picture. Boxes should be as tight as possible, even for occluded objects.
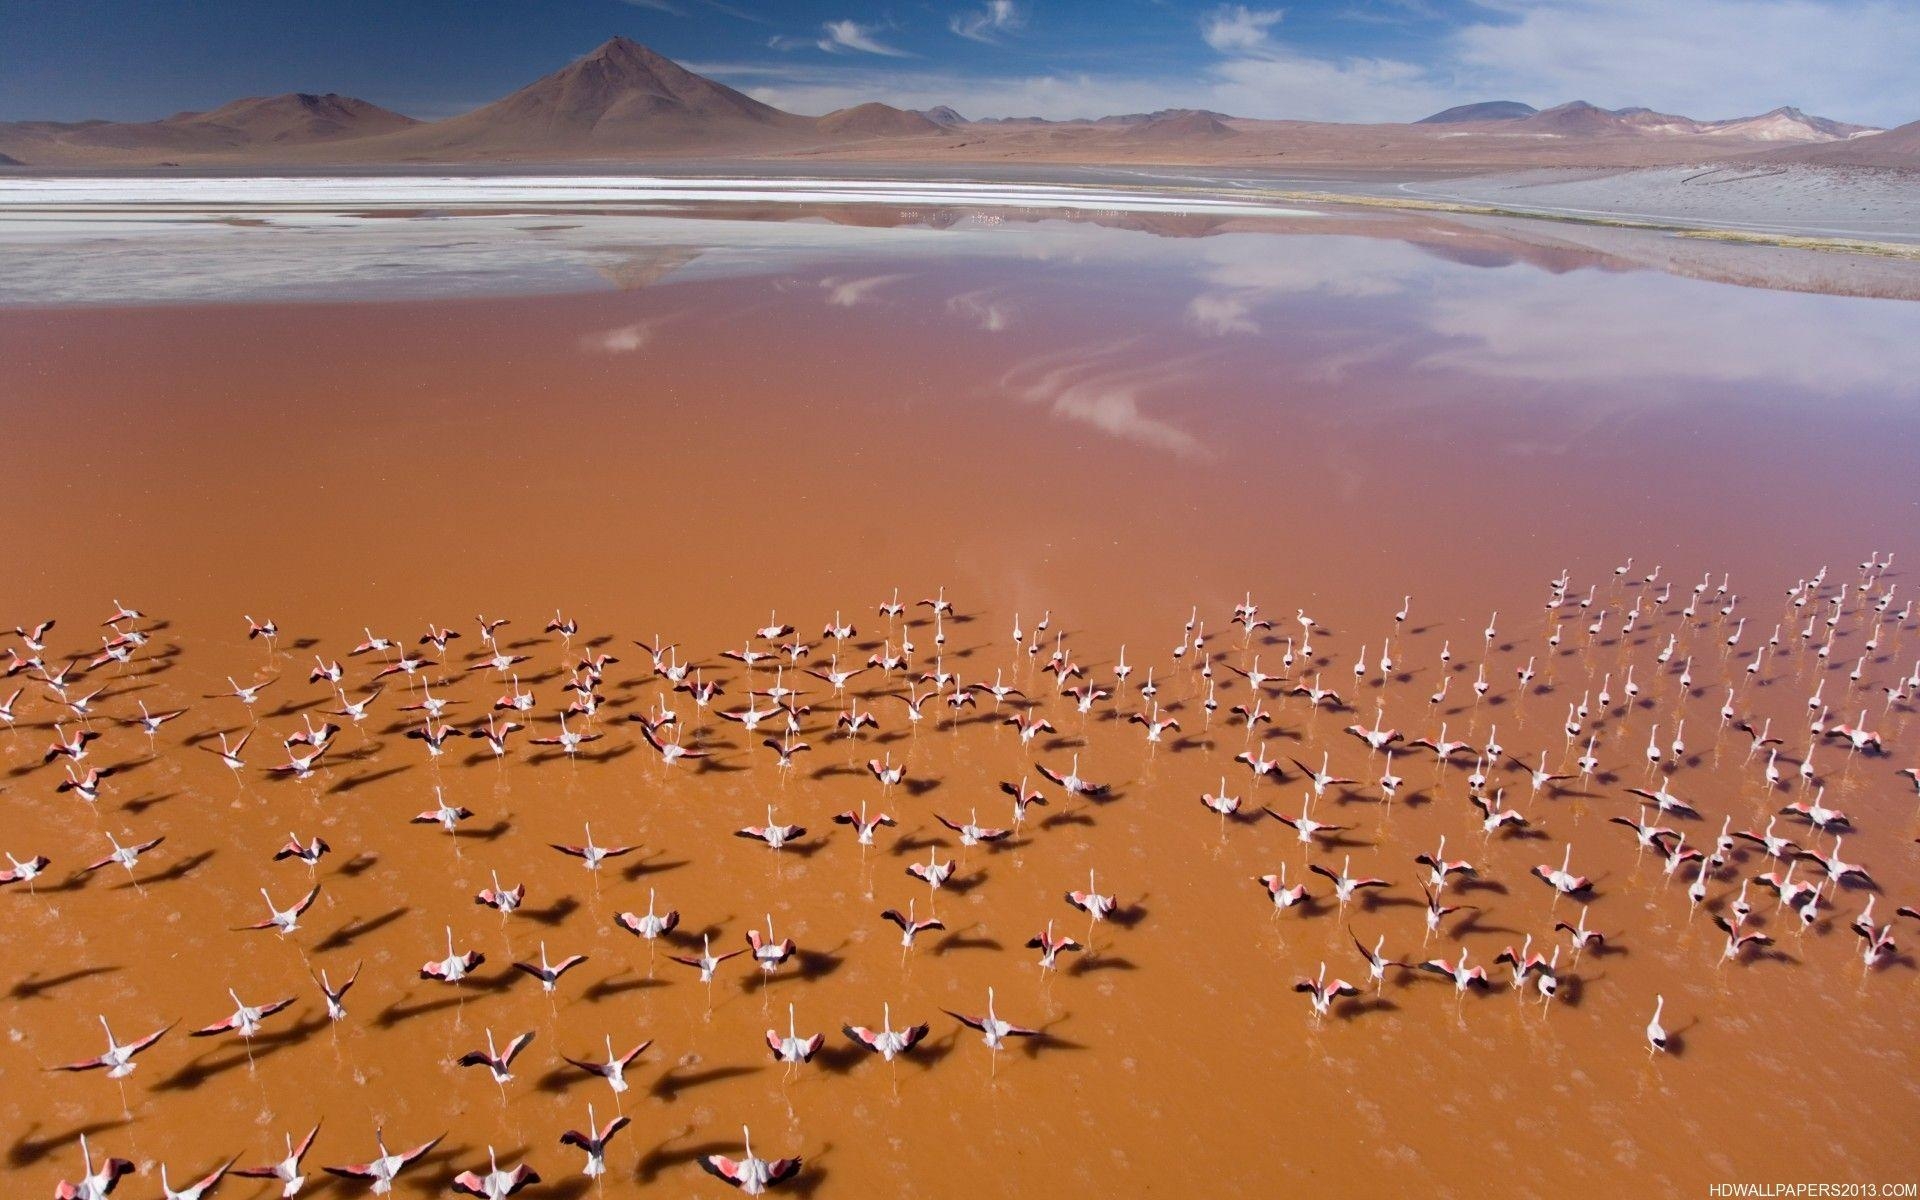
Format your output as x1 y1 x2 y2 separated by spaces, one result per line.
0 245 1916 1197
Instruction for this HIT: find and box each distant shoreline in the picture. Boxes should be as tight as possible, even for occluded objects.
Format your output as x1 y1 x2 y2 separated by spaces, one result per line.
5 160 1915 252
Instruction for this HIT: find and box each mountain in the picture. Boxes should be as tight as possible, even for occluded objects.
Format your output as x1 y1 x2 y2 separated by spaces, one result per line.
1517 101 1641 134
1760 118 1920 167
1498 101 1881 144
0 92 414 162
1699 106 1877 142
1095 108 1235 127
173 93 417 142
0 38 1900 170
816 103 944 138
1122 111 1236 140
364 36 808 155
1416 101 1538 124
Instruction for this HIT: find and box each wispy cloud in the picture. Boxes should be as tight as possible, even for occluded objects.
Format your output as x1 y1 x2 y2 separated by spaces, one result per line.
775 19 914 57
1201 5 1283 52
617 0 684 14
697 0 770 20
951 1 1025 43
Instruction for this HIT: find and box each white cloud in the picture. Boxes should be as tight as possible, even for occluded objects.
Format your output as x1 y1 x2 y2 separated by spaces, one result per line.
714 0 1917 127
951 1 1026 43
1448 0 1920 126
617 0 684 13
784 19 912 57
1202 6 1284 52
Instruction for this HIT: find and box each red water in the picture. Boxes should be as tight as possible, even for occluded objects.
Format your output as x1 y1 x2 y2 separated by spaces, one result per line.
2 215 1917 1197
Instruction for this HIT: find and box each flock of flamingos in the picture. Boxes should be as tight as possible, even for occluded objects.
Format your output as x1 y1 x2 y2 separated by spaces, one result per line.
8 554 1917 1197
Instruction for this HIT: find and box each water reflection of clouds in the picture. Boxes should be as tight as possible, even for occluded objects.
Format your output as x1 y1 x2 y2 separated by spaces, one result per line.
996 341 1212 458
821 273 910 308
4 187 1913 414
947 288 1015 332
1416 271 1920 397
579 318 663 354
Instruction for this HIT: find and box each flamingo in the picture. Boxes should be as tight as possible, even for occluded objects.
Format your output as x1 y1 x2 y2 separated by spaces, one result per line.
936 809 1011 846
315 963 360 1022
699 1126 802 1195
1417 947 1492 993
1265 794 1349 845
1026 920 1082 971
451 1147 540 1198
881 899 945 949
513 942 587 994
52 1015 172 1079
559 1104 629 1179
1256 864 1311 911
667 933 744 984
191 989 295 1041
1294 961 1361 1015
323 1129 444 1195
549 823 638 871
238 885 321 936
736 806 806 850
1645 995 1669 1053
160 1157 237 1200
233 1124 320 1197
615 889 679 940
832 803 896 846
456 1028 535 1087
843 1002 929 1062
747 915 796 974
1309 855 1390 906
945 987 1039 1054
561 1035 651 1096
53 1135 135 1200
766 1004 825 1066
421 926 485 983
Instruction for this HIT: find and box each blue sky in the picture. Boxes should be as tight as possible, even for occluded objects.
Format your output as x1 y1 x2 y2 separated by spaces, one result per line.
3 0 1916 126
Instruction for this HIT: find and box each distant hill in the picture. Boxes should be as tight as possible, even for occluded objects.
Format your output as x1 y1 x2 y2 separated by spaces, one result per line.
1416 101 1538 124
1759 118 1920 167
0 92 414 162
1122 111 1236 140
176 93 417 143
1700 106 1878 142
1095 108 1236 128
1507 100 1879 144
914 106 968 127
817 103 944 138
